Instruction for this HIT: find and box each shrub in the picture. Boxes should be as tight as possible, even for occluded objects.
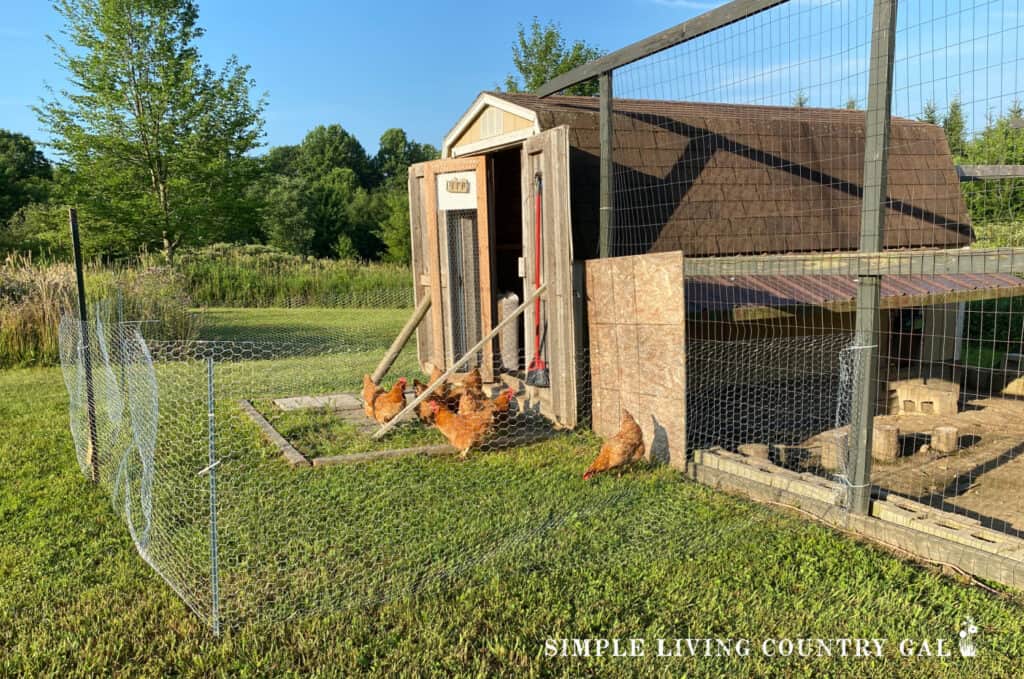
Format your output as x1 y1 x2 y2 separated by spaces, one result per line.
173 243 413 307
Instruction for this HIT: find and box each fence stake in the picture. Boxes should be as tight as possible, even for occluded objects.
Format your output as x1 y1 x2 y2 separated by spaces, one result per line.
599 70 614 258
848 0 898 515
371 296 432 384
70 207 100 484
206 355 221 636
373 282 548 440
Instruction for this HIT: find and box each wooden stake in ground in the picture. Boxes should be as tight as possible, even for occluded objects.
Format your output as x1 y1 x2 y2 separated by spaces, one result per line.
372 283 548 440
371 296 431 385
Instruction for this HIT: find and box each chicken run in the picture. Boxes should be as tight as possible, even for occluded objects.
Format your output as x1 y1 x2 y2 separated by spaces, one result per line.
355 367 642 476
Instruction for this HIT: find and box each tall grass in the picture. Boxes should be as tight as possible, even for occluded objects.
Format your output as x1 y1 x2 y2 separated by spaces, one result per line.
0 254 201 368
175 244 413 307
1 245 414 368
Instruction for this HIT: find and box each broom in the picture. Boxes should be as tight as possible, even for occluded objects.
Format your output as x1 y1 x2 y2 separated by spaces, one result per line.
526 172 550 388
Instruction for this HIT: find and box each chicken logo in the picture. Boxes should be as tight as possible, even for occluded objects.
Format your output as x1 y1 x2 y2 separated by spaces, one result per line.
958 617 978 658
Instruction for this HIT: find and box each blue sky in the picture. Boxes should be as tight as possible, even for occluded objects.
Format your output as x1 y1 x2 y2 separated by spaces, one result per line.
2 0 1020 159
0 0 714 156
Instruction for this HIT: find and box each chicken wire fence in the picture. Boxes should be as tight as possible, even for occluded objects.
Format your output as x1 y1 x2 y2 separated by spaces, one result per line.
60 288 790 632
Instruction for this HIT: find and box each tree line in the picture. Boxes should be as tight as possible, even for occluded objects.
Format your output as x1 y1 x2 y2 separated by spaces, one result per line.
0 0 439 265
0 2 602 267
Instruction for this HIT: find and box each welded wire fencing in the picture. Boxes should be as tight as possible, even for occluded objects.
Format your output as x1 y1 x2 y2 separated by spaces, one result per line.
56 0 1024 631
59 290 673 630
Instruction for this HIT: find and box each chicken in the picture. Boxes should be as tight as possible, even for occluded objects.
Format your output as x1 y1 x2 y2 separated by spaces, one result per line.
412 378 442 423
362 374 383 419
583 410 646 480
372 377 408 424
429 400 494 460
447 367 485 405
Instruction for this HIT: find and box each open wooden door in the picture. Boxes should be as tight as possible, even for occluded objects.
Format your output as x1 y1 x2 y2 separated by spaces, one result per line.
407 157 494 381
522 126 578 427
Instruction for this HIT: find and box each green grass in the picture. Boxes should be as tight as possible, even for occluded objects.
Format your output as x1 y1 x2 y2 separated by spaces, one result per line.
961 343 1006 369
255 400 448 458
5 309 1024 676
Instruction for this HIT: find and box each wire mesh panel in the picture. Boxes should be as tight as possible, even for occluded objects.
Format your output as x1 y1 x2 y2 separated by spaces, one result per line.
610 0 878 258
61 292 694 630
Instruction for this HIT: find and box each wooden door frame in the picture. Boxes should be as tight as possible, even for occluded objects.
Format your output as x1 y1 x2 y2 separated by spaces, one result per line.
522 126 578 427
418 157 494 381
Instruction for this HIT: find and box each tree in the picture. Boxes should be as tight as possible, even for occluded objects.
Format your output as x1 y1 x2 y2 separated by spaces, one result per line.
844 97 859 110
961 102 1024 226
919 99 940 124
298 124 375 188
0 130 52 226
942 97 968 159
374 128 438 187
792 90 809 108
37 0 266 261
504 18 604 96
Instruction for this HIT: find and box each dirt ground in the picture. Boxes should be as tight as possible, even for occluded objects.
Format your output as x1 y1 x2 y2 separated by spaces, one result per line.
848 398 1024 535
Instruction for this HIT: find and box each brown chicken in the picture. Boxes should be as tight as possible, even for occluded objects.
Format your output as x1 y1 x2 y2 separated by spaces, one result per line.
583 410 646 480
429 400 494 460
413 379 441 423
362 374 383 419
459 386 516 416
447 367 484 404
372 377 408 424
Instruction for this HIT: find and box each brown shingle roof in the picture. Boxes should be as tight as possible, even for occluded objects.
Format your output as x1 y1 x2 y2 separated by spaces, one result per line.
491 92 972 257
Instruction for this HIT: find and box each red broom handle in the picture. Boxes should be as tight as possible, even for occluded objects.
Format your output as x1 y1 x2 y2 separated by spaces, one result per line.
533 175 543 343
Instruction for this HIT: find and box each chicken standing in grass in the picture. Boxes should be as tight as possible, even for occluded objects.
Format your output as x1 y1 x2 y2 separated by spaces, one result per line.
429 387 516 460
583 410 646 480
362 374 383 419
372 377 408 425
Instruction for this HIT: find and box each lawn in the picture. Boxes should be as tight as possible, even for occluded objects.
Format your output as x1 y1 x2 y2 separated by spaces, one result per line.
4 307 1024 676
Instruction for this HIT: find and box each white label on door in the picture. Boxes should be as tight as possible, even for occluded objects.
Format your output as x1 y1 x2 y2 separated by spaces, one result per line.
436 171 476 211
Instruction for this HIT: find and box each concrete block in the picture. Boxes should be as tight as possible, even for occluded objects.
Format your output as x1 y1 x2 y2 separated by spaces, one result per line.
890 378 959 416
931 425 959 454
872 423 900 462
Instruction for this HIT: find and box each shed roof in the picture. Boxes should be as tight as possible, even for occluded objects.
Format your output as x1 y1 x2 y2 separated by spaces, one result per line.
490 92 972 257
686 272 1024 316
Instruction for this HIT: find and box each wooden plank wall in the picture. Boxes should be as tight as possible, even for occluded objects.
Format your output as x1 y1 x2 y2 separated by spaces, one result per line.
523 126 578 428
408 165 434 371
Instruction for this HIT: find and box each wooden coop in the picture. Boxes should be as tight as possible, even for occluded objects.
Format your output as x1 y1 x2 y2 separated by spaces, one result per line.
404 91 1024 462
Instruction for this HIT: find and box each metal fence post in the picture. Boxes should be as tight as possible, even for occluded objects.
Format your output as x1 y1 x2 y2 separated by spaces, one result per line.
848 0 898 515
206 355 221 635
599 70 614 258
70 207 100 484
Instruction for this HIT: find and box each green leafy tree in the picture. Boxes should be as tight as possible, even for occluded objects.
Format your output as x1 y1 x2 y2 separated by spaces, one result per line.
793 90 809 108
962 101 1024 228
378 185 411 264
299 124 375 188
371 128 437 264
942 97 968 159
37 0 266 261
374 128 438 187
844 97 859 110
504 18 604 96
263 144 302 178
0 130 52 226
262 175 314 254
